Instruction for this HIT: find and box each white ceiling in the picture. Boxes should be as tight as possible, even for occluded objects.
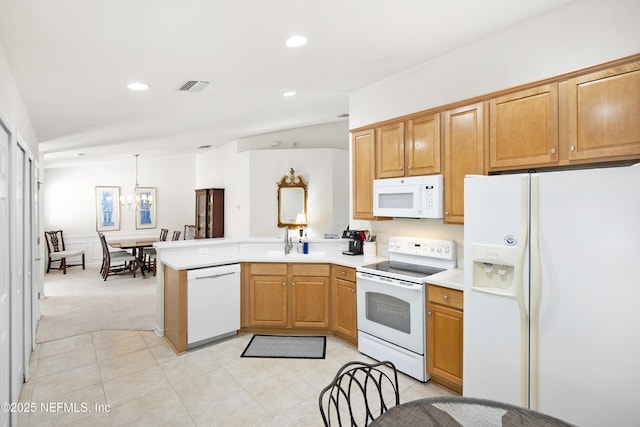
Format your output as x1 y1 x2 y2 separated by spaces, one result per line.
0 0 575 167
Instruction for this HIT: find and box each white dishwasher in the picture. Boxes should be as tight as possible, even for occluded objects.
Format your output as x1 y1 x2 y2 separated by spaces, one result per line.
187 263 240 347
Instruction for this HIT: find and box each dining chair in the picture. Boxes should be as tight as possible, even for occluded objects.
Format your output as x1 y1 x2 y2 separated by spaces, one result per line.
98 233 137 281
319 361 400 427
44 230 85 274
172 230 181 240
184 225 196 240
143 228 169 273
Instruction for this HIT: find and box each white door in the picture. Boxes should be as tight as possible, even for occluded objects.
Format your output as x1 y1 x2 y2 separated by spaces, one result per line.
31 160 40 348
533 166 640 426
22 153 34 381
11 144 25 403
463 173 531 407
0 119 11 427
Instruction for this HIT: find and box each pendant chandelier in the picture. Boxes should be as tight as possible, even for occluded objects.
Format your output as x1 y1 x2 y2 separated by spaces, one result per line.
120 154 152 210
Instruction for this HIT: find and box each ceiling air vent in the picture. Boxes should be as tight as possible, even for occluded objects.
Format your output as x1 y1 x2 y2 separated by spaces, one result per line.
178 80 210 92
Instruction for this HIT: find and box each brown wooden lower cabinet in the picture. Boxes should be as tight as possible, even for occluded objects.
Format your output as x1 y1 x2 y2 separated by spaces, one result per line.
331 265 358 345
242 263 331 332
426 284 464 394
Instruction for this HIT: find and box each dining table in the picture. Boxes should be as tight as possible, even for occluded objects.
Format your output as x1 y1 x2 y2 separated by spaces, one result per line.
369 397 574 427
107 238 159 276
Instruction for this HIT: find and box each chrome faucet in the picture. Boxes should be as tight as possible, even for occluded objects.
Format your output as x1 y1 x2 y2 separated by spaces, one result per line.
284 229 293 254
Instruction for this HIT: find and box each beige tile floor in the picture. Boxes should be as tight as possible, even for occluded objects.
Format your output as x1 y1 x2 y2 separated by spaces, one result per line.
20 268 453 426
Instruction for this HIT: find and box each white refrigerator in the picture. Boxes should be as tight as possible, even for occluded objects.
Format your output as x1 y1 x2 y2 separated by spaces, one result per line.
463 164 640 426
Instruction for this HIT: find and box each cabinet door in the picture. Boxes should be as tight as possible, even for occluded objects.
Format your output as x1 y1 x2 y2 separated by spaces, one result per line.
406 113 440 176
290 276 329 328
490 84 559 169
427 303 463 391
376 122 405 178
332 278 357 343
210 188 224 238
194 189 208 239
248 275 288 327
566 61 640 161
443 103 485 224
352 129 377 220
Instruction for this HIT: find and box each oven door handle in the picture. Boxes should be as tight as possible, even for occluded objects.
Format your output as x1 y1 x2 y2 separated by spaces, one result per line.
357 274 423 291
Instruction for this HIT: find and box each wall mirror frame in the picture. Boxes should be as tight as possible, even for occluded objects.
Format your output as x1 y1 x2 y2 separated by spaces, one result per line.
277 168 308 229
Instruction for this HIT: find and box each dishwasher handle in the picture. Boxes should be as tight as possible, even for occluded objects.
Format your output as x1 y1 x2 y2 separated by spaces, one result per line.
195 271 237 280
187 263 241 281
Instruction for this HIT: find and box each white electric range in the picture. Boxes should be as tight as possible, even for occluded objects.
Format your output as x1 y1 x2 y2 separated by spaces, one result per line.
356 236 456 381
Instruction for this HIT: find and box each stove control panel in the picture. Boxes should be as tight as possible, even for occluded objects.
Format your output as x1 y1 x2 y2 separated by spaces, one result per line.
388 236 456 261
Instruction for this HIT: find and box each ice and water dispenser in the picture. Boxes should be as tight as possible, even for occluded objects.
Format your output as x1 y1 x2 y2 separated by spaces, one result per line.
470 244 518 297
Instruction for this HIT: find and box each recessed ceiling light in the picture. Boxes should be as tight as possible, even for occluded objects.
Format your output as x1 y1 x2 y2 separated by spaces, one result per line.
282 91 296 97
285 35 307 48
127 82 150 91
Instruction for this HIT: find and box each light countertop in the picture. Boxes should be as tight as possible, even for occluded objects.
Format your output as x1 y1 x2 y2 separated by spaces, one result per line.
156 237 463 291
424 268 464 291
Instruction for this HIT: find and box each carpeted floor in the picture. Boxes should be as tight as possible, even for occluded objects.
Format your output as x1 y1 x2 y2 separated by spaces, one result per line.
37 266 156 343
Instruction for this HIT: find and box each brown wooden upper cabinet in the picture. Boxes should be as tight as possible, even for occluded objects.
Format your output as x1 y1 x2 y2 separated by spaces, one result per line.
376 122 405 178
376 113 441 178
352 129 377 220
565 60 640 163
443 103 486 224
489 84 559 170
195 188 224 239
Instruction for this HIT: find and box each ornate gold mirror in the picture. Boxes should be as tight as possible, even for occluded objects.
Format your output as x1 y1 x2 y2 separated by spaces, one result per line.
277 168 308 229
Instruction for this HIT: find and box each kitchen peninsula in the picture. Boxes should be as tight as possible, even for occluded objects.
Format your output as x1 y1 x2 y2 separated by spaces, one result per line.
155 237 465 356
155 237 386 354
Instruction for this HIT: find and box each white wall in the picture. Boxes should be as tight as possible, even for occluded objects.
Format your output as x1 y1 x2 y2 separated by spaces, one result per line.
350 0 640 128
197 143 349 239
349 0 640 261
195 141 251 238
43 154 195 238
248 148 349 238
0 44 37 154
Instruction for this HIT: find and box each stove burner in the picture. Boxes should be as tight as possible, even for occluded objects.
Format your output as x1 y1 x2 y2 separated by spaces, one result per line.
360 261 445 279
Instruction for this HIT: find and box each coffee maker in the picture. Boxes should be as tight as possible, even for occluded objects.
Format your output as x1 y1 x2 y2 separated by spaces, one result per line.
342 229 365 255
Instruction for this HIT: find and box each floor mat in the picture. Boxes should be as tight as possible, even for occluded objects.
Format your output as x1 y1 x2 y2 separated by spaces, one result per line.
241 334 326 359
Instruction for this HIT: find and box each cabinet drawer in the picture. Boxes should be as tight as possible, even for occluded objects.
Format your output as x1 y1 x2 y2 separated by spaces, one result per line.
427 285 463 310
250 263 287 275
291 263 330 277
332 265 356 282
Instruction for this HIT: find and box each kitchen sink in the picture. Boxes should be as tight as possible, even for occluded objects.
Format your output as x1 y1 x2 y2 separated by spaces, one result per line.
265 250 326 258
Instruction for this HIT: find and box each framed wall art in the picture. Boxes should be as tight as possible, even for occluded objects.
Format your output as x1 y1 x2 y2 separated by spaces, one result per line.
95 186 121 232
135 187 156 229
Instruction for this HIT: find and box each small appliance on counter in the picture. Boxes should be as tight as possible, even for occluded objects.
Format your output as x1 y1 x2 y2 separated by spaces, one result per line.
342 229 366 255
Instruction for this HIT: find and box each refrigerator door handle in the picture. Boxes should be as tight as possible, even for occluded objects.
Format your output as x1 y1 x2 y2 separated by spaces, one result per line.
529 175 542 410
515 175 530 408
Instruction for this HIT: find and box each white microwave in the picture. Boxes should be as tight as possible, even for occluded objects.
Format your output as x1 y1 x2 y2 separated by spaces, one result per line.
373 175 443 218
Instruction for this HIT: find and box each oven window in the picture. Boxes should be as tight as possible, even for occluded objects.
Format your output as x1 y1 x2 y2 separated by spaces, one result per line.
365 291 411 334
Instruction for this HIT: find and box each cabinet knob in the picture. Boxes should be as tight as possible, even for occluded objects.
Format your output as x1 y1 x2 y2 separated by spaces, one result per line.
282 282 286 286
444 211 449 216
427 311 432 316
443 295 449 300
550 148 556 154
351 289 355 293
408 166 412 170
341 271 346 276
569 145 576 152
291 282 295 286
